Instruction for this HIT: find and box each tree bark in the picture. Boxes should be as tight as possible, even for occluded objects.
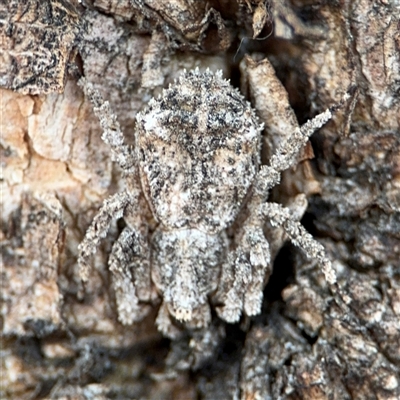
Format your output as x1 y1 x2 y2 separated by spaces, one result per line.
1 1 400 399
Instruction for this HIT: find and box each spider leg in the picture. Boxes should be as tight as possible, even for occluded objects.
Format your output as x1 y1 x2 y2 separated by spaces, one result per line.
78 191 132 281
215 246 267 323
262 201 353 311
231 225 272 318
263 203 380 355
214 252 244 323
109 227 152 325
255 108 333 195
214 108 336 322
242 226 271 316
218 109 335 319
78 78 136 174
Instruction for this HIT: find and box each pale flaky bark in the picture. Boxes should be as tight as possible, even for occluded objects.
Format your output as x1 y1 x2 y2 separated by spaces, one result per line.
1 1 400 399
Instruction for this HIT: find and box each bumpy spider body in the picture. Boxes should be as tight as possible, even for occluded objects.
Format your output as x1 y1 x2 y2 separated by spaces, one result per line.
79 69 338 337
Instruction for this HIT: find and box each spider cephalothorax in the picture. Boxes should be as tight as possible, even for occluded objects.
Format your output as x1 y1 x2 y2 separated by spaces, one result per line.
78 69 338 338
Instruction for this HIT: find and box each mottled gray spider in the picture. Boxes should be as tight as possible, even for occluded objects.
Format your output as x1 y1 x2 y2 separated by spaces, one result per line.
78 69 341 338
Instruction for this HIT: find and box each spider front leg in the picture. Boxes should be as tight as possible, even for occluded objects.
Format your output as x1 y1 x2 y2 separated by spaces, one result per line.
78 191 153 324
214 252 244 323
214 197 308 323
109 227 152 325
214 227 270 323
241 226 272 316
78 191 132 281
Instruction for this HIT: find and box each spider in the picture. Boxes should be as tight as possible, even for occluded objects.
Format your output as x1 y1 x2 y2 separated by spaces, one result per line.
78 69 342 338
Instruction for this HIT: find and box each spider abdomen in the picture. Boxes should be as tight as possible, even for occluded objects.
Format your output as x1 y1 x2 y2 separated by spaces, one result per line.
135 69 262 234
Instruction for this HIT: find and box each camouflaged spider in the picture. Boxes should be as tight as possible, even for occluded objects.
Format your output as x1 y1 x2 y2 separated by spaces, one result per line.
78 69 340 338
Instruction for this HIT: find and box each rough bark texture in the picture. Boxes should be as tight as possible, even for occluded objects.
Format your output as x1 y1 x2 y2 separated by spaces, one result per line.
1 1 400 399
